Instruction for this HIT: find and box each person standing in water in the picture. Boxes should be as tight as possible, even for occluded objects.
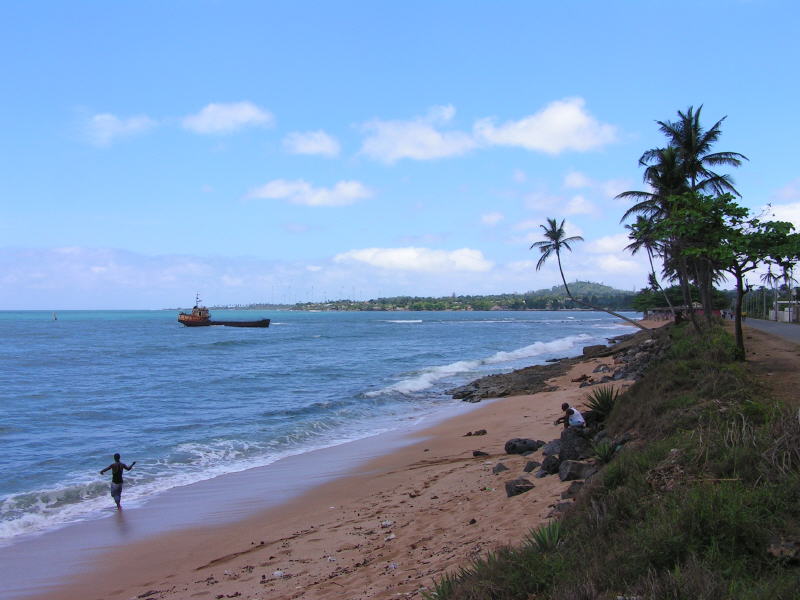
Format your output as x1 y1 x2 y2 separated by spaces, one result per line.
100 453 136 510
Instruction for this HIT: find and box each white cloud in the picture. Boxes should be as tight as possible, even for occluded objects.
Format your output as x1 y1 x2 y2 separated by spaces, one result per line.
586 233 630 254
593 254 641 274
565 195 595 215
360 105 477 163
334 247 493 273
481 212 505 226
563 171 593 189
87 113 156 146
283 130 341 157
183 101 273 134
474 97 616 154
247 179 372 207
767 201 800 228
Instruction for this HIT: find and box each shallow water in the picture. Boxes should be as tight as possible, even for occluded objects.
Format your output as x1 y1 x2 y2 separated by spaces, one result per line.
0 309 635 546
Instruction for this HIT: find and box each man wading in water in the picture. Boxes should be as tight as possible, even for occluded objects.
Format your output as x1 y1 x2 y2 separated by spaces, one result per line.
100 453 136 510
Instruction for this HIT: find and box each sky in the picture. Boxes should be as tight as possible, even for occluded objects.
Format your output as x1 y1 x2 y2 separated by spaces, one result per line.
1 1 799 309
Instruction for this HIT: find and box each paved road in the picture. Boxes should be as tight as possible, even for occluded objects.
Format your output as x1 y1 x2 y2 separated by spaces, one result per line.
742 318 800 345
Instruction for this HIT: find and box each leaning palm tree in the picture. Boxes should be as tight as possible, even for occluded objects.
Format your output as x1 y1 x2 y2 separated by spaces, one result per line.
532 218 648 330
625 216 675 317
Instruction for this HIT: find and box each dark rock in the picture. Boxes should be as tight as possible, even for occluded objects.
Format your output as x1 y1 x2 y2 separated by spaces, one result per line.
534 469 548 478
504 478 535 498
523 460 541 473
579 381 592 387
541 439 561 456
492 462 510 475
463 429 487 437
582 344 607 356
592 364 611 373
542 454 561 474
547 501 574 517
504 438 544 455
559 428 593 461
447 359 579 403
472 450 489 457
561 481 584 499
593 430 608 443
468 518 477 525
558 460 598 481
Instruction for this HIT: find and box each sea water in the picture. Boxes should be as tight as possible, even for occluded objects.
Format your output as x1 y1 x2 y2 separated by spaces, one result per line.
0 309 636 547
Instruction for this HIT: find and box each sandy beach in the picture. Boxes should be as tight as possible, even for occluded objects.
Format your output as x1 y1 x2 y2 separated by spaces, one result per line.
19 328 658 600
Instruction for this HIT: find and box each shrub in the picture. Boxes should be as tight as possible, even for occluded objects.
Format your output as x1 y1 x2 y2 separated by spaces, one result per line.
592 439 615 464
527 520 563 552
585 385 620 420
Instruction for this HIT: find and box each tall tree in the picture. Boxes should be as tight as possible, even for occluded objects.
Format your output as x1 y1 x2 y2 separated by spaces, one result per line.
625 216 675 316
532 218 648 331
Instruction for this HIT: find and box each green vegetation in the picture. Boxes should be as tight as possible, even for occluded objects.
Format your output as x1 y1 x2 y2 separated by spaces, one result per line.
425 323 800 599
233 282 638 312
584 385 620 421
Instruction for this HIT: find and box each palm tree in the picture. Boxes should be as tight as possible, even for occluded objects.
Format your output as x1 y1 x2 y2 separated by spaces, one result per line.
642 105 748 195
625 216 675 316
532 218 648 331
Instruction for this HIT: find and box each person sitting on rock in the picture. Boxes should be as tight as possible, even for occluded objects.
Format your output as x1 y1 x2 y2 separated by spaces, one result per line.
554 402 585 430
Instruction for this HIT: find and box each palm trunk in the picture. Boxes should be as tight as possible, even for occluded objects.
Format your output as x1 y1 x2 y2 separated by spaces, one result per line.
678 255 701 333
733 267 746 361
556 252 649 331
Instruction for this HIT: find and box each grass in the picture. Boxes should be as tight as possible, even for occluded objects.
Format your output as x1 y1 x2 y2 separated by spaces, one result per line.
427 323 800 600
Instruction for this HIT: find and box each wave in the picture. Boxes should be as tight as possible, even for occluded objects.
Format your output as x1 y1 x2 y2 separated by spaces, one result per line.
379 319 423 324
366 334 591 396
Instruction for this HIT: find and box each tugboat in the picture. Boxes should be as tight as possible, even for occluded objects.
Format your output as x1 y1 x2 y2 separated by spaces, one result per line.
178 294 270 328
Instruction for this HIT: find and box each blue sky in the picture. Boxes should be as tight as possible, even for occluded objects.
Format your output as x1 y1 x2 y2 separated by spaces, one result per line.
2 1 799 309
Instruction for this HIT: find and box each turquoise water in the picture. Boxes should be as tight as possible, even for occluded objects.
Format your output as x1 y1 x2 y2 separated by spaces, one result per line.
0 309 635 545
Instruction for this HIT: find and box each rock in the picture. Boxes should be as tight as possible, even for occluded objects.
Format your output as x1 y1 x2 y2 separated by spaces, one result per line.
547 501 574 517
593 364 611 373
504 438 544 455
504 478 535 497
559 428 593 461
534 469 549 478
523 460 541 473
571 373 589 382
561 481 584 499
593 430 608 443
468 518 477 525
579 381 593 387
582 344 607 356
542 454 561 474
559 460 598 481
541 439 561 456
473 450 489 457
492 462 510 475
463 429 487 437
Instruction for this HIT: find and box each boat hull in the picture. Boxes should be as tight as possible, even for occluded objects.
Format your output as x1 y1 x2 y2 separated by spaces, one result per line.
178 319 270 328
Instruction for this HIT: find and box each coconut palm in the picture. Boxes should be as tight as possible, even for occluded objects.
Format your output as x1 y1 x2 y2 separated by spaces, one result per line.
532 218 648 330
625 216 675 316
642 105 748 195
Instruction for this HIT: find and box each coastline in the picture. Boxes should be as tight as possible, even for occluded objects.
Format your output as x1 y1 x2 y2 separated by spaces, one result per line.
10 324 659 600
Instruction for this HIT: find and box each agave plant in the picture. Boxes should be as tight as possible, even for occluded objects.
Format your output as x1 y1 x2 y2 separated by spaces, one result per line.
592 439 616 464
585 385 620 420
527 520 563 552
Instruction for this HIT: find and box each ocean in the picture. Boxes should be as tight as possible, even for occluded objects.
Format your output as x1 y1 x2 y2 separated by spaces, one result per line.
0 309 636 548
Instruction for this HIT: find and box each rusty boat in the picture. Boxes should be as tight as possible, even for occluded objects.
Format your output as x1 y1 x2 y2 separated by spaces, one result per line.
178 295 270 328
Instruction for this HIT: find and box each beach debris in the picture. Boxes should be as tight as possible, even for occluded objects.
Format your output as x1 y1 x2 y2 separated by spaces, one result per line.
571 373 590 382
380 519 394 528
523 460 542 472
473 450 489 457
385 532 397 541
767 538 800 563
559 460 598 482
492 462 509 474
464 429 487 437
272 570 285 579
137 591 160 599
388 561 399 570
504 438 545 454
504 478 535 497
468 518 477 525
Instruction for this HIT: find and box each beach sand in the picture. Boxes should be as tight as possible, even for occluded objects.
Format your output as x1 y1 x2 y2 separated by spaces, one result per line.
25 345 640 600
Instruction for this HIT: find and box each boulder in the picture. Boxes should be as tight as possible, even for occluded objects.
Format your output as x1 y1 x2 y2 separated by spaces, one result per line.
561 481 584 499
541 454 561 474
504 478 535 498
534 469 549 479
541 439 561 456
504 438 544 455
559 428 593 461
492 462 510 475
582 344 607 356
558 460 598 481
523 460 541 473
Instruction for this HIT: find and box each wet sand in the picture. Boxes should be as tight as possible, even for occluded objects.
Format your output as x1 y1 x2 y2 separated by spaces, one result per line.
10 347 636 600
